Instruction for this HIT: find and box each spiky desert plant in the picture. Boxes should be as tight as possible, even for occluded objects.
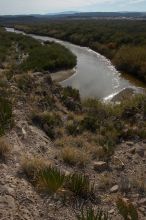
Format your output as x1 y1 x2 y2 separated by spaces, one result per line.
67 173 95 198
77 207 111 220
38 166 66 193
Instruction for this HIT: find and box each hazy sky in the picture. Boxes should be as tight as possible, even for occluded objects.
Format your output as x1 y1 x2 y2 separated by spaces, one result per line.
0 0 145 15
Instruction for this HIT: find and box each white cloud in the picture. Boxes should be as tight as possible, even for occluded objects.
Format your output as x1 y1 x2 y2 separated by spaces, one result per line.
128 0 145 4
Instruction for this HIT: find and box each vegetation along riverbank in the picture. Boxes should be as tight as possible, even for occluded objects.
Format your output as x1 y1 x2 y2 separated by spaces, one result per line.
12 19 146 83
0 26 146 219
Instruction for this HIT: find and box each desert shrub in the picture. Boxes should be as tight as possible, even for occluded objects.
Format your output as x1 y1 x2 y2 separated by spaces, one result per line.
130 168 146 194
61 146 89 167
21 156 51 184
98 173 114 190
0 138 11 160
81 115 99 133
22 157 66 193
66 120 82 136
83 99 108 120
0 97 12 136
116 197 138 220
16 73 34 92
67 173 95 198
61 86 81 111
77 207 111 220
32 112 62 139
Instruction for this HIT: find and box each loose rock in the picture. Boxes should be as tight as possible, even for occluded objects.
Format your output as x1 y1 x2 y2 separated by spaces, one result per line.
110 185 119 193
93 161 108 172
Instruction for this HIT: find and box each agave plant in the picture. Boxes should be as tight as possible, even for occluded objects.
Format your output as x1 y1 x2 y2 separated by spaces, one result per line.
67 173 95 198
38 166 66 193
77 207 111 220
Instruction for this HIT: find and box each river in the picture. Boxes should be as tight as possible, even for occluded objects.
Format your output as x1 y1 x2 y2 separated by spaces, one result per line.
6 27 145 100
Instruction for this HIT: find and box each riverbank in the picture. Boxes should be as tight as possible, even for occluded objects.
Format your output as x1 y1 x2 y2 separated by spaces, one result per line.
12 21 146 85
50 68 76 82
6 26 146 99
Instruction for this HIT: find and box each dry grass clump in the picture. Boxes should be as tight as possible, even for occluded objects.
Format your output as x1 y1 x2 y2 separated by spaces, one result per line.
85 145 105 160
98 173 114 190
130 168 146 194
55 136 84 148
21 156 52 184
61 146 90 167
14 73 34 92
0 137 11 160
21 156 66 193
116 197 138 220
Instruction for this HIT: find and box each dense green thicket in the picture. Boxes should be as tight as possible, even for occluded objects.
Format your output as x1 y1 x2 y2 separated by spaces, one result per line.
20 42 76 72
14 20 146 81
0 27 76 72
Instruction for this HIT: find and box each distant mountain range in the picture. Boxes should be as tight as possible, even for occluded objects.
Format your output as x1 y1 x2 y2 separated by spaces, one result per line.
0 11 146 24
47 11 78 15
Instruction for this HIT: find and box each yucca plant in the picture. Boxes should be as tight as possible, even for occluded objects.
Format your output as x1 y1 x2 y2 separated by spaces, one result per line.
67 173 95 198
38 166 66 194
77 207 111 220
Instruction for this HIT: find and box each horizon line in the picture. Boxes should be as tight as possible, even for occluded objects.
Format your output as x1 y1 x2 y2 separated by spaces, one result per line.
0 11 146 16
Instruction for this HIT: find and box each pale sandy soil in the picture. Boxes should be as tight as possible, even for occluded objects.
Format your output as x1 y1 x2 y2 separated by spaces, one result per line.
50 69 75 82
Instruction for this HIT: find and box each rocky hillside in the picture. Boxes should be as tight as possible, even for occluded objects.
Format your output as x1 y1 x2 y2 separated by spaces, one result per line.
0 64 146 219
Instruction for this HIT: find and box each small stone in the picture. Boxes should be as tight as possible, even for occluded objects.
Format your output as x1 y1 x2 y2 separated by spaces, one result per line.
126 154 132 159
93 161 108 172
138 207 145 214
138 198 146 206
108 209 115 214
110 185 119 193
129 147 136 154
126 141 134 146
136 148 145 157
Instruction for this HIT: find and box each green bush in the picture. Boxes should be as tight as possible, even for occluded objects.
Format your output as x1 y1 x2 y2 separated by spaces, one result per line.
81 115 98 133
20 42 76 72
